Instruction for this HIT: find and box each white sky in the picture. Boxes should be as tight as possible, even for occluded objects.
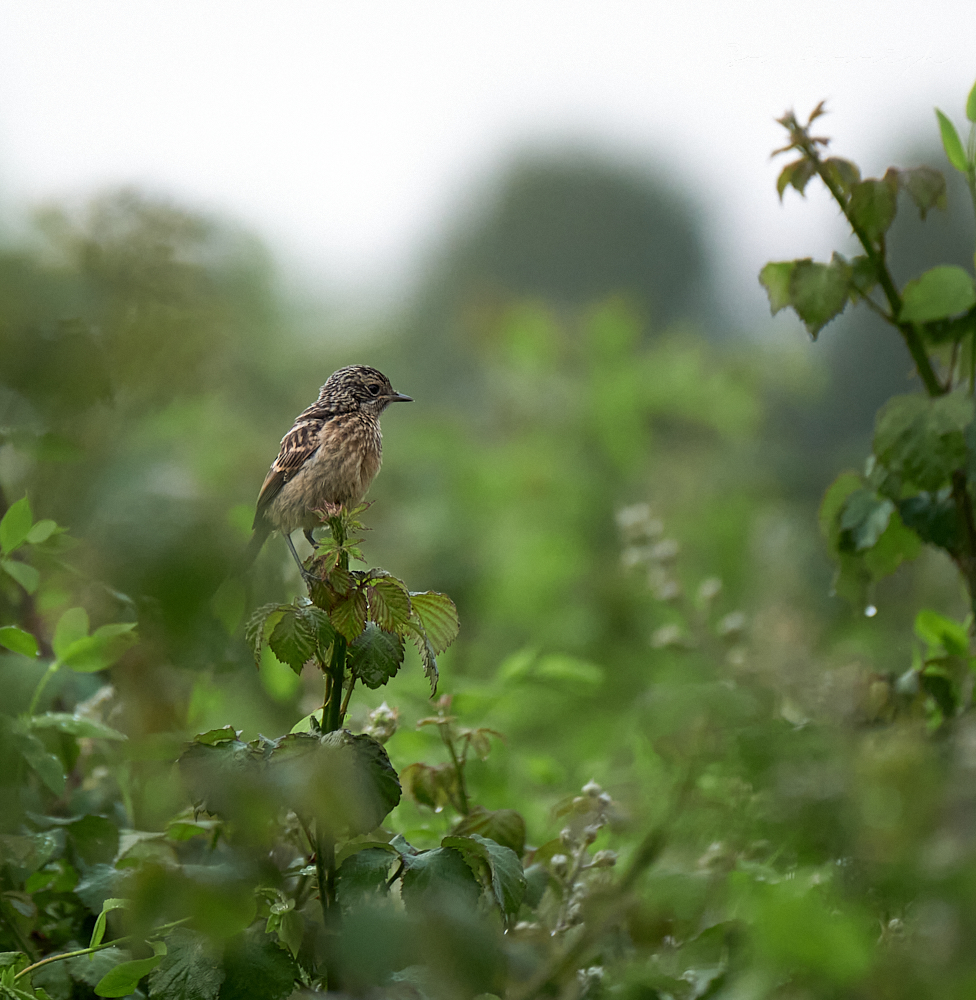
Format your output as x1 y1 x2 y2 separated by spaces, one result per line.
0 2 975 326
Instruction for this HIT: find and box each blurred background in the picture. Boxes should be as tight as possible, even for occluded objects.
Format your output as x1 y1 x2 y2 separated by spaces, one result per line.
3 4 976 991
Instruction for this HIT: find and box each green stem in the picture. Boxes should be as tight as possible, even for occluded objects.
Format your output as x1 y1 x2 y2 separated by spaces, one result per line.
15 917 191 981
27 660 60 717
810 155 944 397
441 725 469 815
324 636 346 733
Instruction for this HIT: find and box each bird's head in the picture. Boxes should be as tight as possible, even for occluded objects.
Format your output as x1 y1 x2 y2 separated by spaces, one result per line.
318 365 413 415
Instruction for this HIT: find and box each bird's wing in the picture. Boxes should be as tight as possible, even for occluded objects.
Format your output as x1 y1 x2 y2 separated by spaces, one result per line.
252 418 323 526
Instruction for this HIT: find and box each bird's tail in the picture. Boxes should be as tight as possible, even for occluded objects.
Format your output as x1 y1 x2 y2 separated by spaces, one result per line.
239 523 272 574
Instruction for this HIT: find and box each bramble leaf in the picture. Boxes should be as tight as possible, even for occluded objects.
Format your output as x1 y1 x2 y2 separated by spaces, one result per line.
348 623 404 689
451 805 526 856
147 928 224 1000
399 847 481 912
899 166 947 220
822 157 861 196
901 266 976 323
789 256 851 337
875 393 974 491
408 592 459 655
366 575 412 631
244 603 284 667
442 834 526 922
937 109 968 172
330 587 368 642
839 491 894 551
268 608 315 675
848 178 898 242
777 158 815 199
758 261 795 314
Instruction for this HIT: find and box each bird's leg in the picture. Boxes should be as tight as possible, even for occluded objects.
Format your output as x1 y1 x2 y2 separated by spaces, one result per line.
285 531 317 583
303 528 318 548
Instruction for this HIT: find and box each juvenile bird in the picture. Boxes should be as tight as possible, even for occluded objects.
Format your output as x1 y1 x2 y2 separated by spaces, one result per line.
244 365 412 578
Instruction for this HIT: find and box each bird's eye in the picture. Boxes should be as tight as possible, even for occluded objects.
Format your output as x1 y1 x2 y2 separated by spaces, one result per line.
367 383 381 396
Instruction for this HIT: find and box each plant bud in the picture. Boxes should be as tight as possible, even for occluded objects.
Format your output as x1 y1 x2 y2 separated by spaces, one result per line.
592 849 617 867
560 827 575 847
550 853 569 876
581 780 603 798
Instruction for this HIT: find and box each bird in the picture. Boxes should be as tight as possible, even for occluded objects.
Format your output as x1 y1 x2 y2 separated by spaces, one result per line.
243 365 412 579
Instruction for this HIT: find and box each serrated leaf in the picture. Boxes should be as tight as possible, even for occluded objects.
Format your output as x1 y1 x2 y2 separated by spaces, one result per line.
822 157 861 196
776 158 814 199
52 607 89 660
937 109 968 172
1 560 39 594
900 165 947 220
330 587 368 642
147 929 224 1000
348 623 404 688
29 713 127 741
366 576 412 631
442 834 526 921
409 629 439 695
758 261 796 315
848 255 879 298
219 933 297 1000
336 847 397 908
0 627 38 659
901 265 976 323
839 491 895 551
875 393 974 490
848 178 898 242
789 256 852 338
450 805 526 856
0 497 32 556
243 604 283 667
268 608 315 675
303 604 336 660
399 846 482 912
408 592 459 655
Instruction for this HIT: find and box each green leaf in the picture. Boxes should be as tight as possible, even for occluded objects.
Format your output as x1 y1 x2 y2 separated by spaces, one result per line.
95 950 164 998
265 730 401 838
898 492 959 554
0 497 32 556
789 256 852 338
862 510 921 578
147 929 224 1000
901 265 976 323
758 261 796 315
330 587 368 642
408 592 459 654
14 732 65 795
89 898 128 950
450 805 526 857
442 834 526 921
24 520 57 546
243 603 284 667
839 491 894 551
60 624 138 673
366 576 412 631
776 158 815 199
874 393 974 491
409 629 439 695
937 109 969 172
0 627 38 659
819 472 863 549
192 726 240 746
348 623 404 689
899 166 947 220
399 847 482 912
967 79 976 123
821 157 861 197
29 713 127 741
68 815 119 866
336 847 397 907
1 561 39 594
218 932 297 1000
267 608 315 675
303 605 336 660
915 609 970 656
52 608 89 660
848 178 898 242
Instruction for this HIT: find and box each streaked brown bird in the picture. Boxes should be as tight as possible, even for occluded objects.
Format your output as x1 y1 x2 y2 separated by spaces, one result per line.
244 365 412 578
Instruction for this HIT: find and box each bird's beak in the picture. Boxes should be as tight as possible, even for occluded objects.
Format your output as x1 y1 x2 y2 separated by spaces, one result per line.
387 392 413 403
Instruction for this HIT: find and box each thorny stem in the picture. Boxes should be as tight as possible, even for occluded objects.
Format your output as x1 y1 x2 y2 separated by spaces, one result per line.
15 918 192 981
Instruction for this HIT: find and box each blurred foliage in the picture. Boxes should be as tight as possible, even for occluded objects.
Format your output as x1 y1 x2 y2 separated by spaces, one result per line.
2 86 976 998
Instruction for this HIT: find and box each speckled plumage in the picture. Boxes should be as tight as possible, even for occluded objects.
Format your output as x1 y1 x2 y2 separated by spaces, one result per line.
244 365 411 573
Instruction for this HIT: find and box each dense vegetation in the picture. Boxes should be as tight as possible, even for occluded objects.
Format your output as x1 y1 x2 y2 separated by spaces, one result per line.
2 79 976 998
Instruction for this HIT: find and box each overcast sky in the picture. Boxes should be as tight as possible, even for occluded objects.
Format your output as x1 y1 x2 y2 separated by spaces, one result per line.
1 2 975 326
